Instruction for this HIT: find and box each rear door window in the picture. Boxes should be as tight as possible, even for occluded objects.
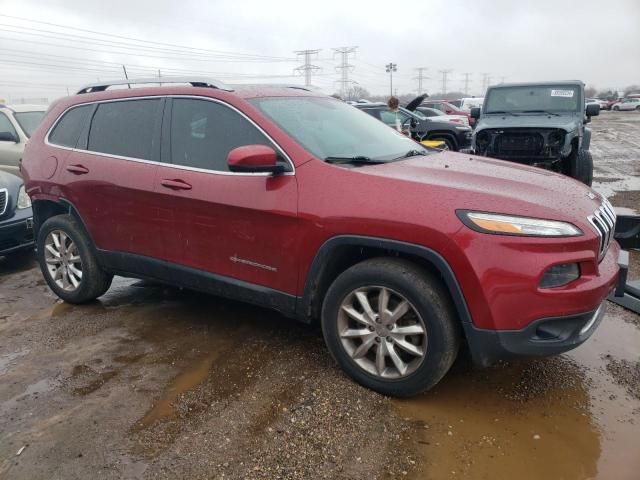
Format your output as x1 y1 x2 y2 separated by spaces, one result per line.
48 105 92 148
169 98 277 172
88 99 162 160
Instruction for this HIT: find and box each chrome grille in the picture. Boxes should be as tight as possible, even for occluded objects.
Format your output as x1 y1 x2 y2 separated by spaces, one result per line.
0 188 7 216
587 198 616 260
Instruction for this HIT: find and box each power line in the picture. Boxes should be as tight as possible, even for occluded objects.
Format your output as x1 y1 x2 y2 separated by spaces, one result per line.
439 69 452 94
333 46 357 98
293 49 321 87
0 15 296 61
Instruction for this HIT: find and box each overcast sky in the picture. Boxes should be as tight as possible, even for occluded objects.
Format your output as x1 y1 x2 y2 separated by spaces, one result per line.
1 0 639 102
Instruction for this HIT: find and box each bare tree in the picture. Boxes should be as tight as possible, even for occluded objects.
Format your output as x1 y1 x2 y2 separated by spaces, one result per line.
585 86 597 98
342 85 371 101
624 84 640 96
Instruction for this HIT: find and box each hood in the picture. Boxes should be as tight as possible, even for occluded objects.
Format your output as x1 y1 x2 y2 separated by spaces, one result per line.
362 151 601 223
475 112 581 131
405 94 429 112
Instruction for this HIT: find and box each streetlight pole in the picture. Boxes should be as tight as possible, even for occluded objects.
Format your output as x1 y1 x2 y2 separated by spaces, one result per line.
385 62 397 97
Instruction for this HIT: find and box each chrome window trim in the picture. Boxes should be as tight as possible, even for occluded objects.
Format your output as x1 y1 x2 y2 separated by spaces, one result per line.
0 188 7 216
44 95 295 177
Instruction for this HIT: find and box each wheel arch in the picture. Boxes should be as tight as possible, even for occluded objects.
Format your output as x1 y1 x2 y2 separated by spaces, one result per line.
32 198 95 246
424 130 458 149
296 236 473 329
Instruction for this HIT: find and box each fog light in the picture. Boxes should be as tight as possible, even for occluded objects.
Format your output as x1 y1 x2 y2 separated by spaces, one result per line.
539 263 580 288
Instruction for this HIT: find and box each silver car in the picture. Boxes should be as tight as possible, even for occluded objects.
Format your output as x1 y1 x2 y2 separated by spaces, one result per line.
0 104 47 174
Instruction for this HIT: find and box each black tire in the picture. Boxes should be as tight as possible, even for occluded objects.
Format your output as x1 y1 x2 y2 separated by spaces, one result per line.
566 149 593 186
321 257 460 397
37 214 112 303
636 106 640 111
613 106 619 111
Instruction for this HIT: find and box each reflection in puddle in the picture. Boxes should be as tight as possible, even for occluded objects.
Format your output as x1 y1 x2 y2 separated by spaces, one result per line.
396 310 640 480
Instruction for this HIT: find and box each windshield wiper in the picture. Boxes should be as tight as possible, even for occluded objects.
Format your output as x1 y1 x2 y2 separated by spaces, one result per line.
324 156 385 165
486 110 518 116
521 109 560 116
393 149 427 160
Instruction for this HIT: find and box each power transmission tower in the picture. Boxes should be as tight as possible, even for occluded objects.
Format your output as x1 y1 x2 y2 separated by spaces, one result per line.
499 76 506 84
462 72 472 96
481 73 491 92
333 46 358 99
439 69 452 94
294 49 321 87
414 67 429 95
385 62 397 97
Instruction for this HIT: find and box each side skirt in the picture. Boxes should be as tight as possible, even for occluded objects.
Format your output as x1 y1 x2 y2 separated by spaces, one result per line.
96 250 298 318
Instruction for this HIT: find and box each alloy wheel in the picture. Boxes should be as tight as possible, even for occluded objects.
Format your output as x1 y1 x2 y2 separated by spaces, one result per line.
44 230 83 291
337 286 428 379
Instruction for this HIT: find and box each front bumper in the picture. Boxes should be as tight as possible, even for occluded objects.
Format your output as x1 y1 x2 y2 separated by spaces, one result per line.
0 208 35 255
464 302 607 367
463 248 627 367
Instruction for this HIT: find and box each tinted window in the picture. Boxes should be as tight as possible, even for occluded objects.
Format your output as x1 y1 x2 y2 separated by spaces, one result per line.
170 98 275 172
0 112 18 138
88 99 160 160
49 105 91 148
14 111 45 138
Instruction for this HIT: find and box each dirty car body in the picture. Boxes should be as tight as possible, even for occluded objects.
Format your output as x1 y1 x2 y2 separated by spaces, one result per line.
21 79 624 396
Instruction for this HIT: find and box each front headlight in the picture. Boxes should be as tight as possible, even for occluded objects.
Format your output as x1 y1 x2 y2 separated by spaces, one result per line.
17 185 31 209
458 211 582 237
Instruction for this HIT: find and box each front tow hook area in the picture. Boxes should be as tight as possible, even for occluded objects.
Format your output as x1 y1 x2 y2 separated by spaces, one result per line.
608 249 640 314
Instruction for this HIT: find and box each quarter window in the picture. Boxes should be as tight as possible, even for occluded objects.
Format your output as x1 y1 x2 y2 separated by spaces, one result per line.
170 98 276 172
88 99 161 160
48 105 92 148
0 112 18 139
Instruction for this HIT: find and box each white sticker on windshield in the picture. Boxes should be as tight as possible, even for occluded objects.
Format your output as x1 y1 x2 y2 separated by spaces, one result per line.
550 89 574 97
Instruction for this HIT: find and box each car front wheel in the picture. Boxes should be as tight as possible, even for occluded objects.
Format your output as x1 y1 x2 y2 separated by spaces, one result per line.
321 258 460 397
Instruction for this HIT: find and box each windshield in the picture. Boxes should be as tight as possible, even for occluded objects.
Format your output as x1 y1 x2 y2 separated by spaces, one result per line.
13 111 45 137
484 86 581 113
250 97 428 162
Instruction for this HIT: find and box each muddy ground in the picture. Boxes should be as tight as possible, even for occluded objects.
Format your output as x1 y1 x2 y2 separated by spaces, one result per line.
1 111 640 480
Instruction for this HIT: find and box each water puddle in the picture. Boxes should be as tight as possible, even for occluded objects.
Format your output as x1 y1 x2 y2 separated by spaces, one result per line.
0 347 30 375
134 350 219 429
395 307 640 480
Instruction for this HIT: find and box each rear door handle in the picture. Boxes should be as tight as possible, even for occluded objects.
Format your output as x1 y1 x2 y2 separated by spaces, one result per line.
160 179 192 190
66 164 89 175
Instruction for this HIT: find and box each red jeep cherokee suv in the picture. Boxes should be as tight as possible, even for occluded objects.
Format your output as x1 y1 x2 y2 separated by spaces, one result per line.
22 79 625 396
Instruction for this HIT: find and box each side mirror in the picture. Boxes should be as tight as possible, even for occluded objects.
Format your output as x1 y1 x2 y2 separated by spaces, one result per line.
585 103 600 117
0 131 19 143
227 145 284 174
470 107 481 119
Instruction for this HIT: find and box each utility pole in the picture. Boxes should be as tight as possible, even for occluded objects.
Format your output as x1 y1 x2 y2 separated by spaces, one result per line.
385 62 397 97
439 69 452 94
414 67 429 95
333 46 358 99
462 72 472 96
294 49 321 87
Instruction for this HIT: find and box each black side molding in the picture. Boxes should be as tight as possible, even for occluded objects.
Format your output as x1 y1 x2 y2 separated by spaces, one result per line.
96 250 297 318
297 235 473 326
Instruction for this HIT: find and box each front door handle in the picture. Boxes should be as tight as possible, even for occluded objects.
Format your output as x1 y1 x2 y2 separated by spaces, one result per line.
66 164 89 175
160 179 192 190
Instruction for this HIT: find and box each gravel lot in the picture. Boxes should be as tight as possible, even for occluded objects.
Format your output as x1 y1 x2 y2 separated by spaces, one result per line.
1 111 639 480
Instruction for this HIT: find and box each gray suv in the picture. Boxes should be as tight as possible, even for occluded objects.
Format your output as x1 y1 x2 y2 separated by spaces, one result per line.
470 81 599 186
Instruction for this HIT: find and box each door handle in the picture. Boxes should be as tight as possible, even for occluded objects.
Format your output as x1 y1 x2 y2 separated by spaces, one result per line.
160 179 192 190
66 164 89 175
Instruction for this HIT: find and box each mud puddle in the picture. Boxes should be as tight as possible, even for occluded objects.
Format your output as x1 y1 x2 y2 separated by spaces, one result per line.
395 306 640 480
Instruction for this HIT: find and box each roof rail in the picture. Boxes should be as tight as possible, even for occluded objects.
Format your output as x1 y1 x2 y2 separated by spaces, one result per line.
76 77 234 94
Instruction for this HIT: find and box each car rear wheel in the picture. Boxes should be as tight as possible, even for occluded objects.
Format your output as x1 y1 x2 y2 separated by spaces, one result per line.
37 215 112 303
613 106 620 111
321 258 459 397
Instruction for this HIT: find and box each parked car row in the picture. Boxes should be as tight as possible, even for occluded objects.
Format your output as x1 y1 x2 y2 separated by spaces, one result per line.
0 104 47 174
